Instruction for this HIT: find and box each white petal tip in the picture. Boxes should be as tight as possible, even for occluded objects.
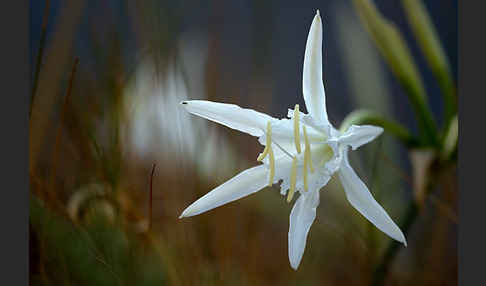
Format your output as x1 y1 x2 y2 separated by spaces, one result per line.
289 256 301 270
316 9 320 16
178 208 191 219
394 233 407 246
289 256 302 270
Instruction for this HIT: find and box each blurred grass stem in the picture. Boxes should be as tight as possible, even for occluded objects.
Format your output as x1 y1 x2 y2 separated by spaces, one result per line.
49 58 79 207
148 163 156 231
30 0 50 119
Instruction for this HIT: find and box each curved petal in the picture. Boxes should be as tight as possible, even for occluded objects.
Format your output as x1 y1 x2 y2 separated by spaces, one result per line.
337 153 406 245
181 100 275 137
303 10 329 125
179 165 268 218
288 189 320 270
338 125 383 150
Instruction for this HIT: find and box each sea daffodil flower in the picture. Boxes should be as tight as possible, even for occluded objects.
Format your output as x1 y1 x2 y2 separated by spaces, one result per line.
179 10 406 270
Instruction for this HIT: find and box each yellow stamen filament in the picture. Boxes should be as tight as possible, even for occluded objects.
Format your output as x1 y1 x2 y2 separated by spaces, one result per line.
268 146 275 186
303 126 314 173
287 156 298 203
293 104 302 154
256 122 275 187
257 122 272 161
303 154 308 192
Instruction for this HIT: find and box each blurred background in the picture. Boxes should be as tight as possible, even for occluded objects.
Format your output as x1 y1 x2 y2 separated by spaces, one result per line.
29 0 457 285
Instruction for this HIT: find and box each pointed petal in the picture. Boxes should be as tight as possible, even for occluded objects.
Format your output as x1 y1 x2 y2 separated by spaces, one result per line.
181 100 275 137
338 125 383 150
337 153 406 245
303 10 329 125
288 189 320 270
179 165 268 218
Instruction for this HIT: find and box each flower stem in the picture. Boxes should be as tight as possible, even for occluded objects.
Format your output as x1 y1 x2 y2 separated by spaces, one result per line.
371 201 418 286
371 156 454 285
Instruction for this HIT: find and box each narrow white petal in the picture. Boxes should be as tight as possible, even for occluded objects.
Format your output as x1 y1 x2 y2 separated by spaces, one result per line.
288 189 320 270
266 118 324 145
181 100 275 137
179 165 268 218
338 125 383 150
303 10 329 125
337 153 406 245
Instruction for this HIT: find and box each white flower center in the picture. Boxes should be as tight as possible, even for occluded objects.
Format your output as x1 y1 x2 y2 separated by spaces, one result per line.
258 104 335 202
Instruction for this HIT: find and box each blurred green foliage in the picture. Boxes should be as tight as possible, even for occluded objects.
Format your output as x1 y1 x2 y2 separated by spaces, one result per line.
30 195 167 285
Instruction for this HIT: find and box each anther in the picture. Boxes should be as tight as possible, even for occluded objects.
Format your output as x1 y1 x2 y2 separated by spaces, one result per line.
287 156 298 203
293 104 302 154
268 146 275 187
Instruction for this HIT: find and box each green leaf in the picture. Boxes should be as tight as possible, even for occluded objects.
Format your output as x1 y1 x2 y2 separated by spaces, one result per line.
352 0 438 146
441 115 458 160
402 0 456 127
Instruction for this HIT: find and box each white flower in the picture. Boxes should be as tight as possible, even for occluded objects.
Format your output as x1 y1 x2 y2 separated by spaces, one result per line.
179 10 406 270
